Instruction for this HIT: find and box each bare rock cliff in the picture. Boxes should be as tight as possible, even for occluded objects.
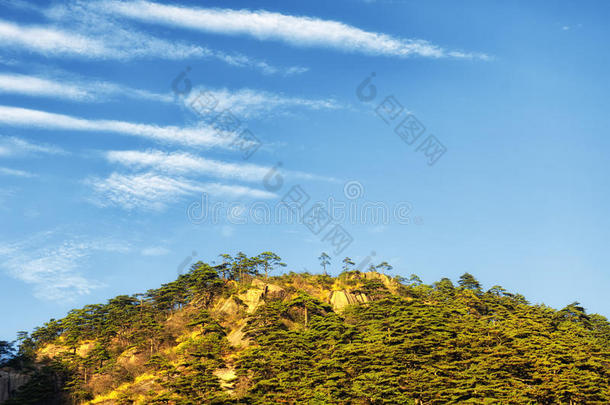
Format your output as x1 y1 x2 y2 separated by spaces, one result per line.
0 370 29 403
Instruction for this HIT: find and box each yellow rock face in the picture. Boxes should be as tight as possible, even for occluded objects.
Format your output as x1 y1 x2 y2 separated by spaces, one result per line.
238 288 265 314
235 280 285 314
329 290 369 311
76 341 96 358
216 296 240 316
226 320 249 348
214 367 237 391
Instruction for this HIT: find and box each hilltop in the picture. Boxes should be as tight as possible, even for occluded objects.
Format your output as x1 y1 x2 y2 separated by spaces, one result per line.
1 252 609 404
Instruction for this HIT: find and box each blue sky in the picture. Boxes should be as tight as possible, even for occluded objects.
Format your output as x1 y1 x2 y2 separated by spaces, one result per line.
1 0 609 340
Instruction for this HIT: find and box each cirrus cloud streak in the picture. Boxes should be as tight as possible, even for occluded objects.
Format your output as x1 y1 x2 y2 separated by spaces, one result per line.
86 171 276 211
100 0 488 59
0 105 234 149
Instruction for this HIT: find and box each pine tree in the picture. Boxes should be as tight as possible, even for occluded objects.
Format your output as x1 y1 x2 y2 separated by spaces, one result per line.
342 257 355 272
318 252 331 275
375 261 393 273
458 272 482 291
257 252 286 279
6 254 610 404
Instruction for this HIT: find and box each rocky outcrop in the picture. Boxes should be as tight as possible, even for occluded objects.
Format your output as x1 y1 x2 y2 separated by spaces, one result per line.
215 279 286 349
238 289 266 314
238 280 285 314
214 279 286 318
215 296 241 316
214 366 237 391
329 290 368 311
251 279 284 295
76 341 96 358
362 271 393 287
226 321 249 348
327 271 398 311
36 343 66 360
0 370 29 403
88 374 157 404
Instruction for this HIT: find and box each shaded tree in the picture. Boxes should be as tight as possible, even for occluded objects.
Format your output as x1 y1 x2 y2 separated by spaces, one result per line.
0 340 15 366
408 274 422 286
458 272 481 291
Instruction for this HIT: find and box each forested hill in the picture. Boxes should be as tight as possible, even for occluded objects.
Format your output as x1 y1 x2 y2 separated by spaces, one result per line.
1 252 609 404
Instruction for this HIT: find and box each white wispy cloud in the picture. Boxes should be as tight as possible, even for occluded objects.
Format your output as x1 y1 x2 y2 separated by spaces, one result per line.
201 50 308 76
100 0 487 59
0 0 41 13
0 19 106 57
0 13 308 75
0 1 307 74
0 56 18 66
105 150 268 182
0 72 172 102
57 0 309 74
141 246 170 256
560 24 582 32
0 18 206 60
0 166 35 177
104 149 338 183
86 171 276 211
0 232 128 300
0 73 337 116
186 87 340 119
0 135 66 157
0 105 234 149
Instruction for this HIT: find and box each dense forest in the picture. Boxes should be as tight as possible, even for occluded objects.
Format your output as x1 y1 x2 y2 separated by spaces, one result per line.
1 251 609 404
